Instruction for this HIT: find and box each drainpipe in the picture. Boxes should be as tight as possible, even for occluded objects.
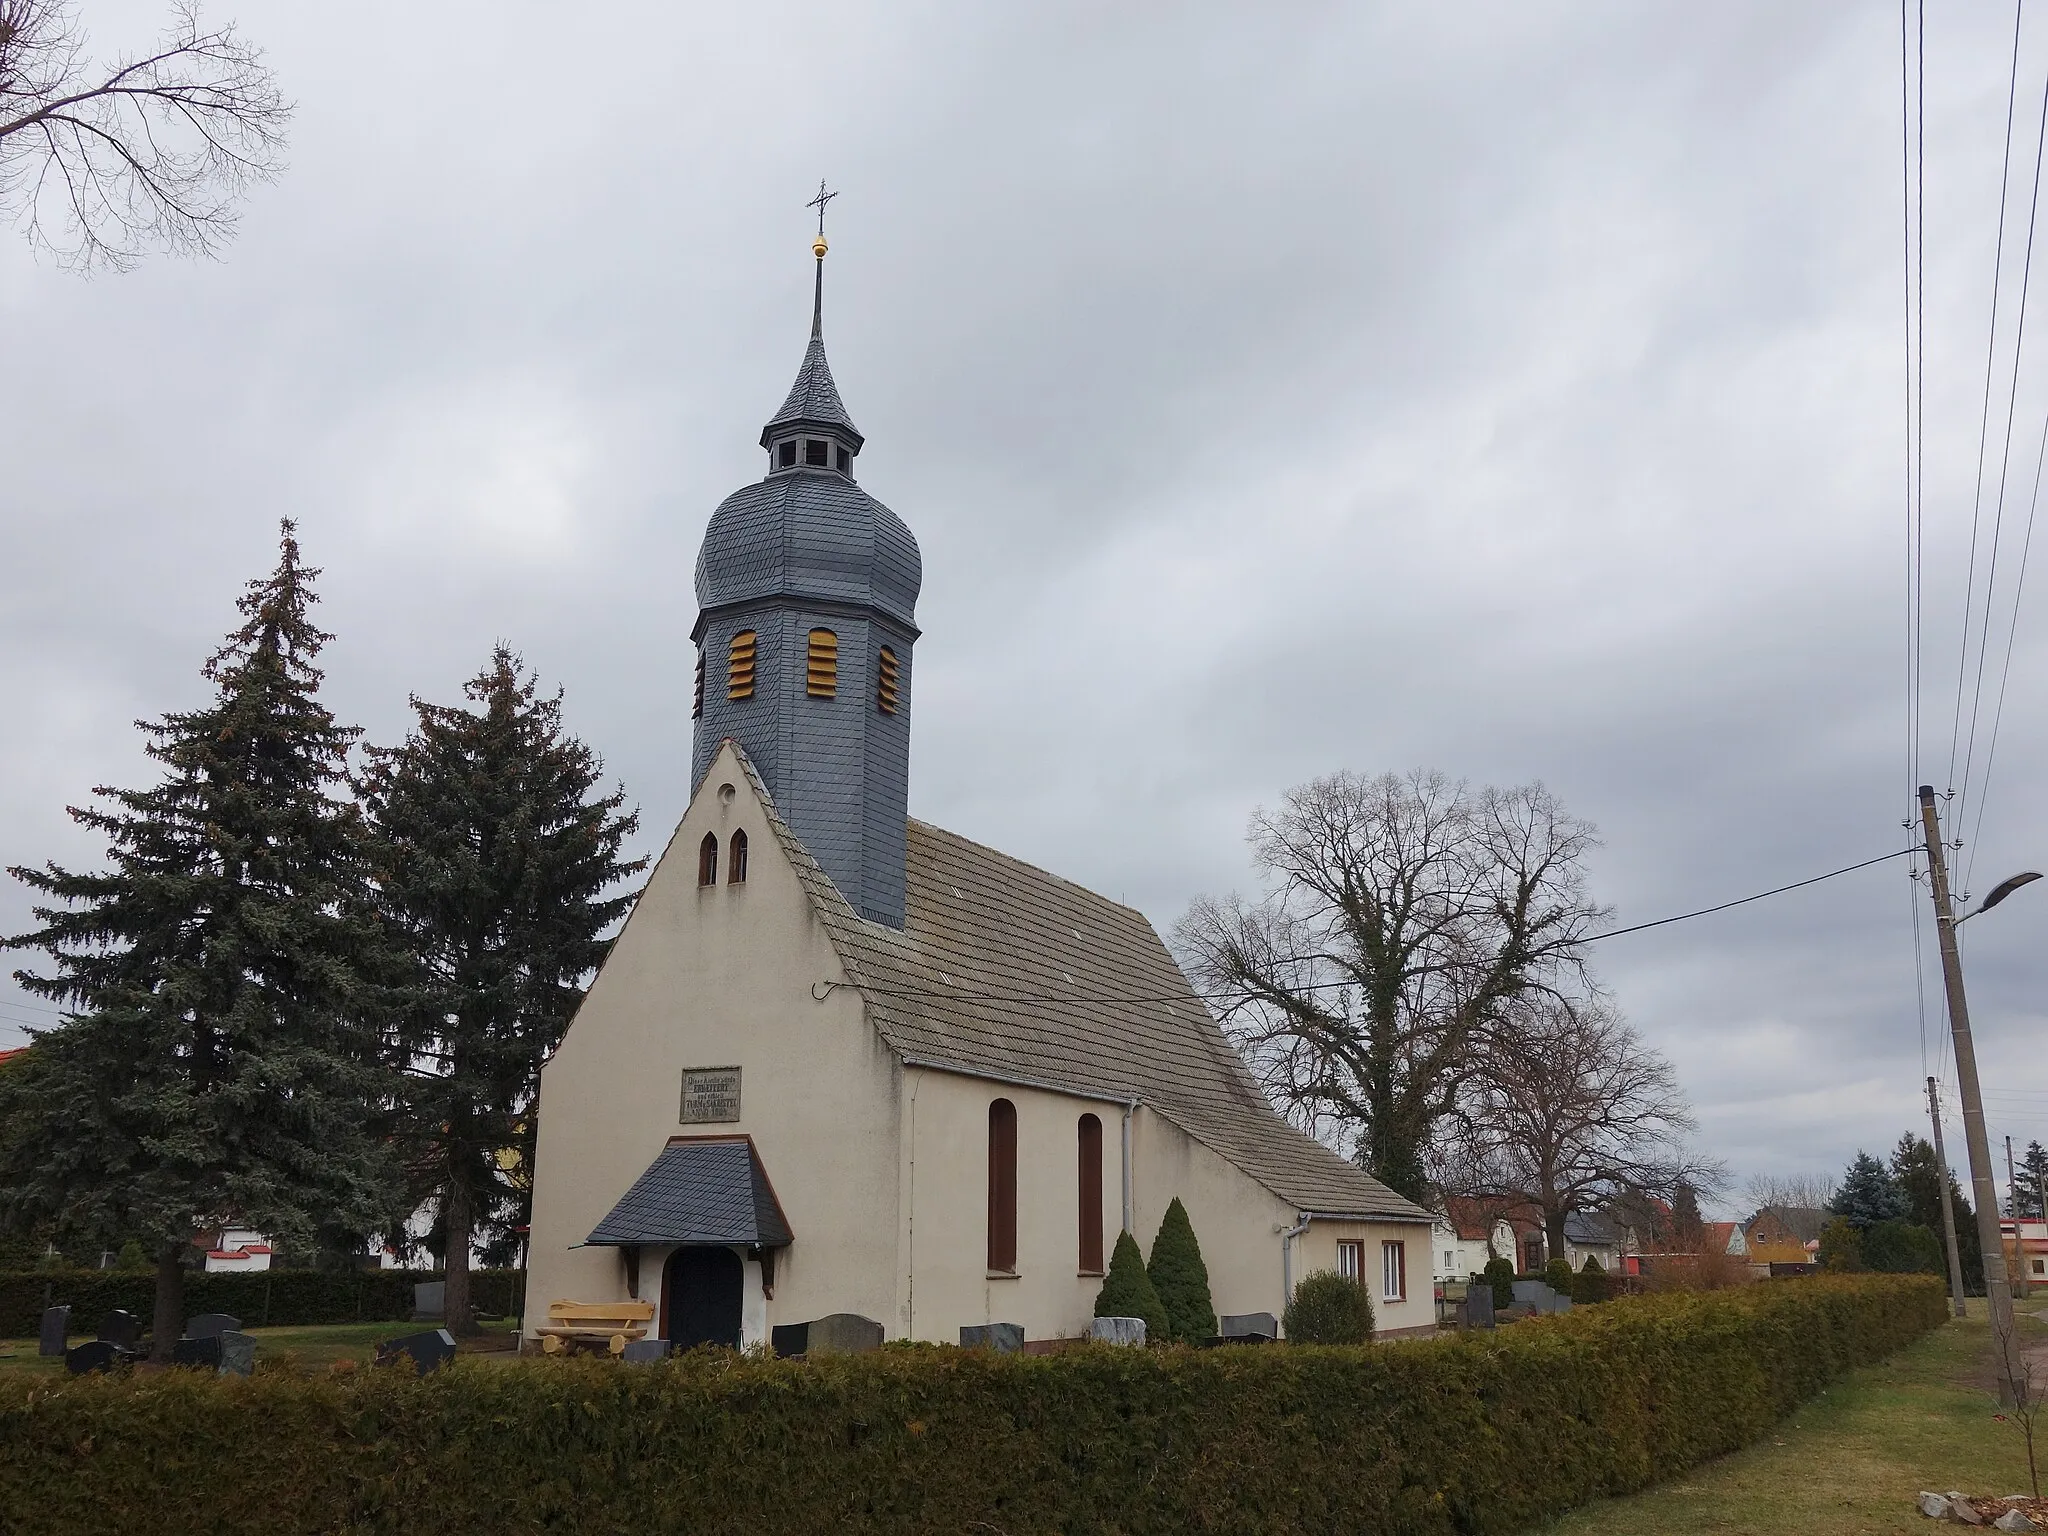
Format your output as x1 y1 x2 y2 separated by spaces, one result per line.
1121 1100 1137 1233
1277 1214 1311 1323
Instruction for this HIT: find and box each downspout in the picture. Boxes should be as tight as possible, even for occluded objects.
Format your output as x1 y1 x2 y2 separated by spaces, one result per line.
1120 1100 1137 1233
1278 1214 1311 1327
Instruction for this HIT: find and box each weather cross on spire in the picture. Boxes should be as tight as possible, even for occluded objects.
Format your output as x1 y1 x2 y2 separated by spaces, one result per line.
807 180 838 247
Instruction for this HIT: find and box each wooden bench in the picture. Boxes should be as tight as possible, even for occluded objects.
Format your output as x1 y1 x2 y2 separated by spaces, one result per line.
534 1299 656 1356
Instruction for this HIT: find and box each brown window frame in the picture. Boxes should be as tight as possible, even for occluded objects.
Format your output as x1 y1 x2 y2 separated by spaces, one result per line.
1077 1113 1104 1274
1336 1239 1363 1283
728 828 748 885
1381 1239 1407 1302
987 1098 1018 1273
697 832 718 887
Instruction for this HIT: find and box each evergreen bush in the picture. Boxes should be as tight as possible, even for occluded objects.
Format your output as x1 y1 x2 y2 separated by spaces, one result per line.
1861 1219 1942 1275
1283 1269 1376 1344
1483 1254 1516 1308
1145 1198 1216 1343
1818 1217 1863 1272
1544 1257 1576 1295
1093 1232 1167 1342
0 1275 1946 1536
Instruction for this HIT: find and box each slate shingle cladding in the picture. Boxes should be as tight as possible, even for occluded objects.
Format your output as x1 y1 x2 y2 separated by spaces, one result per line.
585 1138 794 1248
691 306 921 928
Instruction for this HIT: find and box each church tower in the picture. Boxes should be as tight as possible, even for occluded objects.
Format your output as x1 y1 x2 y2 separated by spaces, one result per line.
690 210 922 928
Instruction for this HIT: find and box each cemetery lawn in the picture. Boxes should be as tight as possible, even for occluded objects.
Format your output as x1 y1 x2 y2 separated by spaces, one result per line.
1533 1299 2048 1536
0 1319 521 1375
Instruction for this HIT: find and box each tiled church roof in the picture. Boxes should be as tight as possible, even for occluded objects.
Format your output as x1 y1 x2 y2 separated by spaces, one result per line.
733 746 1431 1223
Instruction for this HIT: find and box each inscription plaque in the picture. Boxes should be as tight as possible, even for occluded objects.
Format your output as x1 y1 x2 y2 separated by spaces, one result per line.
680 1066 742 1124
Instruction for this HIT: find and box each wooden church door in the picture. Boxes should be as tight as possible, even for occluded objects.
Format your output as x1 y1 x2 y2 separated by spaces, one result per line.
663 1246 743 1350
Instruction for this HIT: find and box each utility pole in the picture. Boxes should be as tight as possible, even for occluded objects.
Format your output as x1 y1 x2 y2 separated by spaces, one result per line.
2011 1136 2031 1300
1928 1076 1969 1320
1917 785 2023 1403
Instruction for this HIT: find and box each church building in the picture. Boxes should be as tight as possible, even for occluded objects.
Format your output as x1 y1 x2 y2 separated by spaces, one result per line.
523 221 1435 1350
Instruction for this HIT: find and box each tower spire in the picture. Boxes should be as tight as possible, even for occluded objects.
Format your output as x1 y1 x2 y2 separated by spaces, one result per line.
806 179 837 341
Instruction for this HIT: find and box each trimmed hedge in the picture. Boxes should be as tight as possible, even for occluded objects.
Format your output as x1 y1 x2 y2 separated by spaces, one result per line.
0 1268 524 1337
0 1275 1944 1534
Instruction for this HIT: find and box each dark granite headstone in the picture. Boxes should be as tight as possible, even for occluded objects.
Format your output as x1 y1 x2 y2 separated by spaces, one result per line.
411 1281 446 1321
185 1313 240 1340
65 1340 121 1375
38 1304 70 1357
1220 1311 1279 1340
959 1322 1024 1353
374 1328 457 1376
805 1313 884 1357
621 1339 671 1364
1464 1285 1496 1328
172 1335 223 1370
95 1309 140 1349
769 1322 809 1359
217 1331 256 1377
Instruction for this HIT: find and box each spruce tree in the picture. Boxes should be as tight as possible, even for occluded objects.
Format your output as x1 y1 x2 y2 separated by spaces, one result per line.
1094 1230 1168 1342
1145 1197 1217 1343
1831 1151 1906 1230
0 525 400 1357
2019 1141 2048 1220
357 647 641 1332
1890 1131 1981 1283
1671 1183 1704 1251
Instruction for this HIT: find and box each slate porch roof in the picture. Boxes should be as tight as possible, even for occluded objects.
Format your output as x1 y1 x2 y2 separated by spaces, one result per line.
585 1136 794 1248
725 744 1431 1224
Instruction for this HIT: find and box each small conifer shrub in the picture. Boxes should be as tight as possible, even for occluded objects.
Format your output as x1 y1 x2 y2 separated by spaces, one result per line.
1146 1198 1216 1343
1283 1269 1375 1344
1818 1216 1864 1272
1544 1257 1576 1296
1483 1255 1516 1308
1094 1231 1168 1342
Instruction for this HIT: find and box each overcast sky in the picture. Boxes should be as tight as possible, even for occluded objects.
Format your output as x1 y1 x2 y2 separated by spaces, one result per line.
4 1 2045 1211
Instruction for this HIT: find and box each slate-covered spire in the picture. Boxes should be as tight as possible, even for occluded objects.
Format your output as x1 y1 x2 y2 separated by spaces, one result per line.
759 228 864 451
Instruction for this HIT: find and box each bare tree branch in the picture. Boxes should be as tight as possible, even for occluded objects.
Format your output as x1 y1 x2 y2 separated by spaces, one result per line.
1174 770 1609 1200
0 0 290 271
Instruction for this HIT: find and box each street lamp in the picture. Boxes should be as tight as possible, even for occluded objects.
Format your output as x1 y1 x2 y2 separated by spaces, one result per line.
1915 785 2037 1405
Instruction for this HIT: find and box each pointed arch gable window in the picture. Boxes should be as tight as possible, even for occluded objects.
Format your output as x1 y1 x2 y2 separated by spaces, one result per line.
728 829 748 884
727 632 757 700
698 833 718 887
1077 1113 1104 1274
987 1098 1018 1273
876 646 900 715
806 629 838 698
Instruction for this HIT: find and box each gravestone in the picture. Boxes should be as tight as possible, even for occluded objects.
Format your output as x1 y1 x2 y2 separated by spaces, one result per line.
805 1314 884 1357
96 1309 140 1349
1220 1312 1278 1340
185 1313 240 1340
65 1340 121 1375
411 1281 446 1321
1090 1316 1146 1347
38 1305 70 1357
172 1335 223 1370
769 1322 809 1358
1464 1284 1496 1329
217 1331 256 1378
959 1322 1024 1353
374 1328 457 1376
621 1339 672 1364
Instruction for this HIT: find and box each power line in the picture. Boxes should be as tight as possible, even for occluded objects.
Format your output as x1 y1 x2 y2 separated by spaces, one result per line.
1580 849 1920 943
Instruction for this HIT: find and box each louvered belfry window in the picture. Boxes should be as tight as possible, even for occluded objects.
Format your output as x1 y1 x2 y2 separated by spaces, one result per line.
876 646 900 715
727 631 757 700
692 652 704 719
806 629 838 698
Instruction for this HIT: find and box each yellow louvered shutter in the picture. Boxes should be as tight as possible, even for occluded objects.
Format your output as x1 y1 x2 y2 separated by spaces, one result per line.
876 646 900 714
806 629 838 698
727 631 757 699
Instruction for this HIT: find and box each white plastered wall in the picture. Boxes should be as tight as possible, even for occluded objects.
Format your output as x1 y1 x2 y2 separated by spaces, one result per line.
525 741 904 1341
1291 1217 1438 1337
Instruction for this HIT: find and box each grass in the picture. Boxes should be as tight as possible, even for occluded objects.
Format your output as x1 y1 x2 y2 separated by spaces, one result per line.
0 1318 520 1375
1534 1298 2048 1536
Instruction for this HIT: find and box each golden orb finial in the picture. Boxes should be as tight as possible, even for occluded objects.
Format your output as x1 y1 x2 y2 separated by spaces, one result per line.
813 233 829 259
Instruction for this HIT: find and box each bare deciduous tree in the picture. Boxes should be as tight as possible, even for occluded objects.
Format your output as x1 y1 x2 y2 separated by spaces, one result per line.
1740 1171 1837 1215
1437 994 1722 1262
0 0 288 270
1174 770 1607 1201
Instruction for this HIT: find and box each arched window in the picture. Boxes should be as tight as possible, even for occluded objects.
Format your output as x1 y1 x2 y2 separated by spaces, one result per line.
1077 1114 1104 1274
691 651 704 719
728 829 748 884
697 833 718 887
806 629 838 698
727 632 757 700
876 646 900 715
987 1098 1018 1273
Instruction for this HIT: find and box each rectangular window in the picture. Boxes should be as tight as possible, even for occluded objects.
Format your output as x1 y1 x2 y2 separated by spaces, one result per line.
806 629 838 698
1336 1239 1363 1282
1444 1250 1455 1270
987 1099 1018 1273
804 439 829 465
778 441 797 468
1077 1115 1103 1274
1381 1240 1406 1302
